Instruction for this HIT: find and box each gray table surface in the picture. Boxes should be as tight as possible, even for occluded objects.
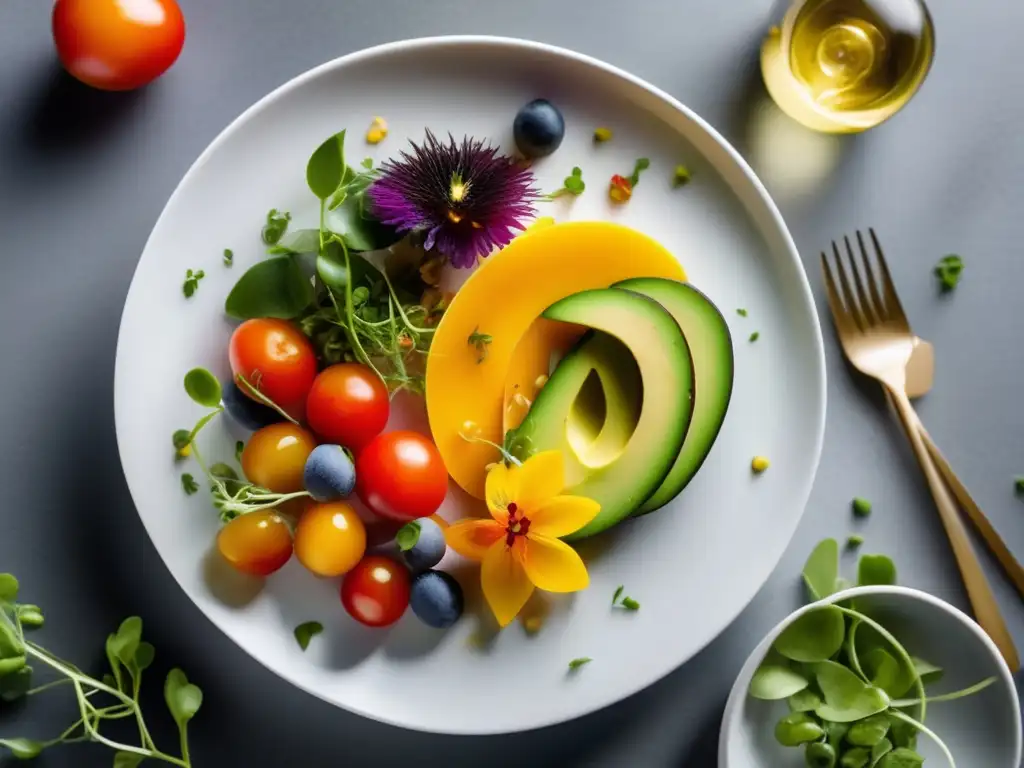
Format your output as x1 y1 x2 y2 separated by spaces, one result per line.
1 0 1022 765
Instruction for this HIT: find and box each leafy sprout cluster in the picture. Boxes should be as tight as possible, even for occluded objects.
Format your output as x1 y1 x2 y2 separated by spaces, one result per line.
749 539 996 768
222 130 444 394
0 575 201 765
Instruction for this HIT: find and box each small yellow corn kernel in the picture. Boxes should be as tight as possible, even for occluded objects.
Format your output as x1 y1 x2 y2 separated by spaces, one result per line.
365 117 388 144
593 127 613 143
523 616 543 634
751 456 770 473
176 445 192 459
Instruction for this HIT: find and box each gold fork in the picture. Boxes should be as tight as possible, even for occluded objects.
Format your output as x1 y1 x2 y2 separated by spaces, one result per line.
821 229 1020 671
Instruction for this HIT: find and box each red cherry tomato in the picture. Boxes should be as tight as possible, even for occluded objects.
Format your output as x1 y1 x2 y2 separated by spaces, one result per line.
305 364 389 450
217 511 293 577
241 423 317 494
52 0 185 92
341 556 410 627
229 319 317 418
356 431 448 522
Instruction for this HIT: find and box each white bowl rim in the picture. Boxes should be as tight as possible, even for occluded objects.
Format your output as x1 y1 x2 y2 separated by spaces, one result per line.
114 34 829 732
718 584 1023 767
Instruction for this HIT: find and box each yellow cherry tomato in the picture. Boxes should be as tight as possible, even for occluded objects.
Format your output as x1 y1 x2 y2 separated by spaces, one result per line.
217 512 293 577
241 423 317 493
294 502 367 577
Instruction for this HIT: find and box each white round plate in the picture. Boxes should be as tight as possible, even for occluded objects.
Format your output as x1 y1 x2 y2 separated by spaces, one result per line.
115 36 826 734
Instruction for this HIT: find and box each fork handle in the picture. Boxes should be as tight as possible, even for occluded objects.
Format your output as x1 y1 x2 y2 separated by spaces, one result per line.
887 387 1021 672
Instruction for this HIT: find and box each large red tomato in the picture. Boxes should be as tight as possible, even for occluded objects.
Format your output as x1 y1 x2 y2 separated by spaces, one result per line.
52 0 186 91
356 431 448 522
229 319 317 418
305 364 390 450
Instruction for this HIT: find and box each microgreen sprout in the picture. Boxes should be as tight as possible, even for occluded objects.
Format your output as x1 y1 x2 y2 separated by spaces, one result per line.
261 209 291 246
181 269 204 298
567 657 592 671
934 255 963 291
628 157 650 187
180 474 199 495
235 441 244 463
468 327 493 363
736 308 748 317
852 497 872 517
545 167 585 200
620 597 640 611
0 579 201 766
293 622 323 651
749 331 760 343
222 248 233 266
672 164 691 187
612 585 624 605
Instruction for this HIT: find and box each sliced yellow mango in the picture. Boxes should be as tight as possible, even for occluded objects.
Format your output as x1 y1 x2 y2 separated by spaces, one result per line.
425 221 686 499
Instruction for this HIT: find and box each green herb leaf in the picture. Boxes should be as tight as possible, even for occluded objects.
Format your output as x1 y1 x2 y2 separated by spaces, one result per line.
749 331 760 342
182 268 205 298
620 597 640 611
814 660 891 722
468 327 493 363
847 713 892 747
267 228 320 256
0 665 33 701
857 554 897 587
261 208 292 245
774 606 845 662
16 604 43 629
172 429 191 455
567 657 592 670
909 656 943 686
787 688 822 712
1014 476 1024 494
841 746 871 768
113 752 146 768
328 195 402 253
877 747 924 767
0 621 23 661
774 712 824 746
749 654 809 700
110 617 143 671
865 648 901 694
824 721 849 752
361 157 374 170
672 164 691 187
871 739 894 766
235 440 245 463
307 130 348 200
0 738 45 759
802 539 839 600
852 497 872 517
847 534 865 548
396 522 421 552
224 255 314 320
933 255 963 292
183 367 222 407
294 621 324 651
135 641 155 673
181 474 199 495
628 157 651 187
0 574 18 602
612 585 624 605
223 248 234 266
164 668 203 729
316 239 376 294
736 308 748 317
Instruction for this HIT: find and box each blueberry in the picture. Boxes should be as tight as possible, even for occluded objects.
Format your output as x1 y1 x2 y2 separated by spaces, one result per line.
303 444 356 501
398 518 446 572
409 571 463 629
222 379 279 431
513 99 565 158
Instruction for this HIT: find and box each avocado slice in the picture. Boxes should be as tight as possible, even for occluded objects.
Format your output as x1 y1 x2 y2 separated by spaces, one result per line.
509 288 695 539
614 278 734 515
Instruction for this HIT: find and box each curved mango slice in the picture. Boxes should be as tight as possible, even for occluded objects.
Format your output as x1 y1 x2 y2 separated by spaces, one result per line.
425 221 686 499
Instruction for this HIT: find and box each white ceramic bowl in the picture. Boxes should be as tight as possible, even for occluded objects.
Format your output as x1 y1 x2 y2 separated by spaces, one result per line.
719 586 1022 767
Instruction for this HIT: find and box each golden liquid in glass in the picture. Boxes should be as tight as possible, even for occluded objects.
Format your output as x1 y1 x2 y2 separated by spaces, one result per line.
761 0 935 132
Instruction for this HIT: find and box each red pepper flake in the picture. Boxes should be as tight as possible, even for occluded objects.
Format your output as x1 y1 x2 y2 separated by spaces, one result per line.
608 174 633 204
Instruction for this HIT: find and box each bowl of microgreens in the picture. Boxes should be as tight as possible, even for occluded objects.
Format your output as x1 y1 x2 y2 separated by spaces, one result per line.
719 540 1022 768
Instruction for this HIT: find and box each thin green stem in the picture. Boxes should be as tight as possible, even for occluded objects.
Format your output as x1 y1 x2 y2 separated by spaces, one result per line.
888 709 956 767
234 376 299 425
890 676 997 708
26 678 73 696
180 723 191 767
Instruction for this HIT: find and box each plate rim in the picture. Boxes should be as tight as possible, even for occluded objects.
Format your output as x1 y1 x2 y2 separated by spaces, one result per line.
113 34 828 734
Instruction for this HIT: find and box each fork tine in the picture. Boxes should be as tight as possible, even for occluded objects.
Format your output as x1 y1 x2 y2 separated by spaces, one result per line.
844 235 880 326
820 251 857 338
869 228 911 333
831 241 867 331
855 231 887 322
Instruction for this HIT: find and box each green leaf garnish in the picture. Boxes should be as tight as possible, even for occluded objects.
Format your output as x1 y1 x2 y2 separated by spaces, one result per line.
223 248 234 266
774 607 845 662
749 652 809 700
261 208 292 245
620 597 640 611
612 585 624 605
546 167 585 199
224 255 314 320
567 657 592 671
307 130 348 200
628 157 650 187
736 308 748 317
672 164 691 187
0 574 19 602
852 497 872 517
396 522 421 552
294 621 324 651
0 739 44 759
164 667 203 730
774 712 824 746
857 554 896 587
1014 476 1024 494
235 440 245 463
468 327 492 363
361 157 374 170
182 268 205 298
183 367 222 407
933 254 963 291
172 429 191 458
802 538 839 600
749 331 760 342
181 473 199 495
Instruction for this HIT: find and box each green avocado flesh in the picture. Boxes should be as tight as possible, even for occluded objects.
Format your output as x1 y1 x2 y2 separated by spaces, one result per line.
510 288 695 540
614 278 734 515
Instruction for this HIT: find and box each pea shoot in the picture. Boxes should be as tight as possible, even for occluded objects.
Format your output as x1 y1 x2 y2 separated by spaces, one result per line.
934 254 964 291
0 578 201 765
749 539 996 768
261 209 291 245
628 157 650 187
545 166 585 199
612 588 640 611
180 473 199 495
222 248 233 266
181 269 204 298
468 327 493 363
